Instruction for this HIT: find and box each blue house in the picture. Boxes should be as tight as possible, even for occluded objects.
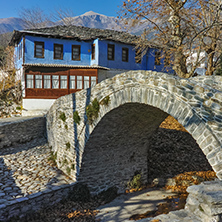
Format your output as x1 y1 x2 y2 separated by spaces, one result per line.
10 25 173 115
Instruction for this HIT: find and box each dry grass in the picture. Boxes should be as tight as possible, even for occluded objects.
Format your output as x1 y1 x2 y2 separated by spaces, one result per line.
160 115 188 132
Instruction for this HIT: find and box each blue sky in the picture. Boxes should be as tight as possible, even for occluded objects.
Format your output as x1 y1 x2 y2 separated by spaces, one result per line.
0 0 122 19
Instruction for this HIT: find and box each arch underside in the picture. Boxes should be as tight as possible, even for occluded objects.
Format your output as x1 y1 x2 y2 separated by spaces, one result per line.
78 103 213 194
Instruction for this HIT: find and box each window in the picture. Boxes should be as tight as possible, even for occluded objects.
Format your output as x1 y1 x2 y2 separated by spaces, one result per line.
135 48 142 64
25 74 97 91
35 75 42 88
84 76 89 89
91 44 95 60
107 44 115 60
70 76 75 89
18 43 22 60
122 48 129 62
19 43 22 60
72 45 81 60
26 75 34 88
60 76 67 89
91 76 96 87
52 75 59 89
34 42 44 58
77 76 82 89
54 44 63 60
44 75 51 89
155 51 161 66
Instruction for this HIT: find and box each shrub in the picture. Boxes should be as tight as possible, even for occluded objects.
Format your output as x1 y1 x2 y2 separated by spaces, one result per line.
100 95 110 106
97 186 118 204
62 158 68 166
66 167 71 175
127 172 143 190
16 106 22 110
73 111 81 124
48 151 57 165
66 142 71 150
59 112 66 122
86 98 100 124
68 183 91 202
71 164 75 170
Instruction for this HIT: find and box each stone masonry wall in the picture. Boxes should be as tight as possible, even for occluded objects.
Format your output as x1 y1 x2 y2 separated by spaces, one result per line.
47 70 222 195
0 116 46 149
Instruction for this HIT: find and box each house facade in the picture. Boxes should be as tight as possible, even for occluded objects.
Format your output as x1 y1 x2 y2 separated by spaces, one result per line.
10 25 173 116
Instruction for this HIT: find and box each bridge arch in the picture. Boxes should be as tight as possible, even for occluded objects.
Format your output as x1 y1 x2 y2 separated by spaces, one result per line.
47 71 222 193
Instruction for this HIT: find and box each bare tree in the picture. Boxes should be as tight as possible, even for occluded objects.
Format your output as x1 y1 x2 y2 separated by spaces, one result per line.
119 0 222 77
50 8 75 26
192 0 222 75
19 6 76 28
0 46 15 90
19 6 50 29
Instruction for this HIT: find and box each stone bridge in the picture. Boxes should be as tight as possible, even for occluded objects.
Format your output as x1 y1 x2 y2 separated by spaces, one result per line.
47 70 222 194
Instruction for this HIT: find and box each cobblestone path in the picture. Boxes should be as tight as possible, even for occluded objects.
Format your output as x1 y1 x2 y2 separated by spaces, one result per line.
0 138 74 206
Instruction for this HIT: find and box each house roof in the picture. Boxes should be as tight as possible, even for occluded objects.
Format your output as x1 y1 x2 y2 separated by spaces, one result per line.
9 25 141 46
22 63 109 70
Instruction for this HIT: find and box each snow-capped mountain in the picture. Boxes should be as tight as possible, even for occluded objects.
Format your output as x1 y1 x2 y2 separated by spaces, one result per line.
0 17 26 34
0 11 148 35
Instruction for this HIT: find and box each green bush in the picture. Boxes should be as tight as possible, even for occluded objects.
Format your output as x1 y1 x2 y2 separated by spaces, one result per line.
16 106 22 110
59 112 66 122
48 151 57 165
86 98 100 124
73 111 81 124
66 142 71 150
62 158 68 166
100 95 110 106
127 173 143 190
66 167 71 175
71 164 75 170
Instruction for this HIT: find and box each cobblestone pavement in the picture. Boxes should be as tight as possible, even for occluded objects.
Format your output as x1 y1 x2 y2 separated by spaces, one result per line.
0 138 74 205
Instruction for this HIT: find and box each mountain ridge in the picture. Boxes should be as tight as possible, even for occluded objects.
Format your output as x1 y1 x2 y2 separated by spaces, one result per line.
0 11 147 35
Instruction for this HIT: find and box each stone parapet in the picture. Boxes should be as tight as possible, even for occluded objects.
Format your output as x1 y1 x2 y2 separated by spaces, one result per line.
0 183 76 221
0 116 46 149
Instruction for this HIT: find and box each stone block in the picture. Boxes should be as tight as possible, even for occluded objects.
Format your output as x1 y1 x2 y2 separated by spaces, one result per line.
186 118 201 135
212 163 222 173
186 195 200 206
192 122 207 141
207 147 222 160
194 85 205 93
208 156 218 166
216 170 222 180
